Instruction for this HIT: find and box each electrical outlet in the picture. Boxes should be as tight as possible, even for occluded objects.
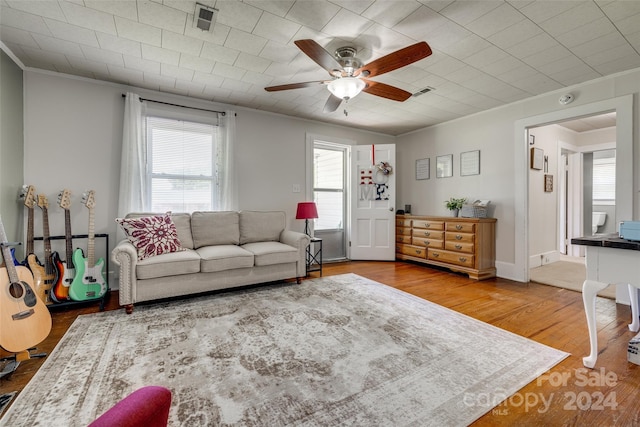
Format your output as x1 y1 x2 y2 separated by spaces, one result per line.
292 184 301 193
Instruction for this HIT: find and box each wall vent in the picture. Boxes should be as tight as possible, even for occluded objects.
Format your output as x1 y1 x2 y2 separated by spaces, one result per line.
194 3 218 32
413 86 435 97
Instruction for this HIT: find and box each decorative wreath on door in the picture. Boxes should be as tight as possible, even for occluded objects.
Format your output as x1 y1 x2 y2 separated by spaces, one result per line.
376 161 393 175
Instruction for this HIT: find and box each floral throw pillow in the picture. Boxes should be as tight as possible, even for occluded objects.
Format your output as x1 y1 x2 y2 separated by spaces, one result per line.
116 213 185 260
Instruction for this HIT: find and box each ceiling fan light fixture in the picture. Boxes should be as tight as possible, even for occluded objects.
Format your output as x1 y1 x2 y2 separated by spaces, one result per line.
327 77 365 100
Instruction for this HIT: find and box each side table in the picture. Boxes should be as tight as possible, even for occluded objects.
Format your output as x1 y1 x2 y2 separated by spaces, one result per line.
307 237 322 276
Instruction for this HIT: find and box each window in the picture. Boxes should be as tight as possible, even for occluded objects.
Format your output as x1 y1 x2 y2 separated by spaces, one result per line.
147 116 217 212
592 153 615 204
313 147 345 230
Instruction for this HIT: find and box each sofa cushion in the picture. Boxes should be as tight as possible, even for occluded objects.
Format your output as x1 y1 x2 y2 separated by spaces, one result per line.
191 211 239 248
116 213 186 260
241 242 298 266
197 245 254 273
239 211 285 245
136 249 201 280
125 212 194 249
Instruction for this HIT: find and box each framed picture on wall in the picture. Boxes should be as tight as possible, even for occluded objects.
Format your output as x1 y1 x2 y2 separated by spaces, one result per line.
460 150 480 176
544 174 553 192
531 147 544 170
416 158 430 180
436 154 453 178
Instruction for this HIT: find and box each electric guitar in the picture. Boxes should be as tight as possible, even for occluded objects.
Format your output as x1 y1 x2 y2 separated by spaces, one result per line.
0 215 52 353
27 195 58 305
51 190 74 302
69 191 107 301
12 185 36 266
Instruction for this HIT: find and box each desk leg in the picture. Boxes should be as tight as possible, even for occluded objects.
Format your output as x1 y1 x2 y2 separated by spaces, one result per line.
582 279 610 369
629 285 640 333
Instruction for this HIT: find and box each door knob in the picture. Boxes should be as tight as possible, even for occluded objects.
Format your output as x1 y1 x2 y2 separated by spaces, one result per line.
389 207 394 211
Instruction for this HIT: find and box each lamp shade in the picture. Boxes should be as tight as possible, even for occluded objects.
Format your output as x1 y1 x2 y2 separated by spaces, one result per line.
296 202 318 220
327 77 365 100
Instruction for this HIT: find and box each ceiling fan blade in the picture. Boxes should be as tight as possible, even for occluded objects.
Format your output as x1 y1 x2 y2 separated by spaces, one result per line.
295 39 343 75
323 94 342 113
362 80 412 102
356 42 432 78
265 80 328 92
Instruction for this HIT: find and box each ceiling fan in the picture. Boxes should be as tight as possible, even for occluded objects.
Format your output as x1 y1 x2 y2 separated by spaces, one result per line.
265 39 433 113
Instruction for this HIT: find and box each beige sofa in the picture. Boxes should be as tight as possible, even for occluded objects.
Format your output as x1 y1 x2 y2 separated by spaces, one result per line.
112 211 310 314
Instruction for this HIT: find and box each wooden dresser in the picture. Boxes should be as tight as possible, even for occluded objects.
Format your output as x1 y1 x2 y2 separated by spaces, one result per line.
396 215 497 280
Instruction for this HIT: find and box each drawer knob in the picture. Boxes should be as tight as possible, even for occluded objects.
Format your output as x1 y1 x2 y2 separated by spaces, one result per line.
455 244 462 250
456 224 463 230
425 223 430 227
459 257 467 262
424 231 430 236
432 253 439 258
455 235 463 240
416 249 422 254
425 241 430 246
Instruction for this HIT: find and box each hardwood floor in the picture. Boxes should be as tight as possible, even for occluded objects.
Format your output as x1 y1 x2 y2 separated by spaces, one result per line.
1 261 638 425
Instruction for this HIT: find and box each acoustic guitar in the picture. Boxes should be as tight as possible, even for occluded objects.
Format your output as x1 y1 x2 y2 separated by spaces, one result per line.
69 191 107 301
51 190 74 302
0 215 52 353
28 195 58 305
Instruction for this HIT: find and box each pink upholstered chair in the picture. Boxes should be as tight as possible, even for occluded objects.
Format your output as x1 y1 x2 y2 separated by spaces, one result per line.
89 386 171 427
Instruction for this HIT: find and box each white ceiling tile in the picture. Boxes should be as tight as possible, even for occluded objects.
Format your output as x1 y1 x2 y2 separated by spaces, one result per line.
418 0 455 12
142 44 180 65
418 19 471 52
393 5 448 40
192 70 225 87
534 54 584 75
505 32 556 59
178 52 214 72
570 31 629 58
201 41 240 65
59 2 117 35
123 54 160 74
106 64 143 83
585 44 640 67
224 28 268 55
32 33 83 57
488 19 542 50
494 62 538 84
286 0 340 31
241 69 274 86
439 0 502 26
81 44 124 66
244 0 295 18
0 26 38 48
548 64 600 86
464 45 509 69
0 6 52 36
215 1 263 33
521 45 574 68
507 72 562 94
84 1 138 21
259 40 299 63
163 0 200 15
234 52 271 73
613 11 640 36
538 1 603 37
220 77 252 92
599 0 640 21
162 30 203 56
322 8 372 40
253 11 301 44
137 0 187 35
184 21 230 45
477 55 523 76
96 32 141 57
354 23 416 59
362 0 421 28
20 44 67 64
4 0 66 21
213 62 247 79
115 16 162 47
329 0 374 14
174 79 205 94
44 18 99 47
441 34 490 60
66 54 109 75
422 53 466 77
519 0 580 24
161 63 194 80
465 3 525 38
202 84 232 99
554 17 614 48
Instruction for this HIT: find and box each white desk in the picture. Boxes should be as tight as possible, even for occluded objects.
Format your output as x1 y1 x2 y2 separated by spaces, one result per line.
572 236 640 368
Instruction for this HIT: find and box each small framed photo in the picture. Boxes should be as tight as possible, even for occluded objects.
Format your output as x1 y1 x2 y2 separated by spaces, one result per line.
416 158 430 180
436 154 453 178
531 147 543 170
460 150 480 176
544 174 553 192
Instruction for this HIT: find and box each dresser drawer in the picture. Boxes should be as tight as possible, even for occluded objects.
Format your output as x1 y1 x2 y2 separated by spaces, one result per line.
397 227 412 236
445 232 475 244
412 229 444 240
428 250 475 268
413 238 444 249
413 220 444 230
396 218 412 227
397 244 427 259
446 222 475 233
445 241 474 253
396 235 412 244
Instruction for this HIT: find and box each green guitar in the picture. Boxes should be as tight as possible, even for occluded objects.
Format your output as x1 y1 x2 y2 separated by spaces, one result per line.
69 190 107 301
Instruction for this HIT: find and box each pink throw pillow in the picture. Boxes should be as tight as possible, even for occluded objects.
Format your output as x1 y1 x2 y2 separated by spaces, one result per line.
116 213 185 260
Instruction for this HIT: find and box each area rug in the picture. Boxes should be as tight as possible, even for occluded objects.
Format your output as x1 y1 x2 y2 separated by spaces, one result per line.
0 274 568 426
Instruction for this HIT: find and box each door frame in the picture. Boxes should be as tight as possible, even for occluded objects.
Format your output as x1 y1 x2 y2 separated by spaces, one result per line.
514 95 633 283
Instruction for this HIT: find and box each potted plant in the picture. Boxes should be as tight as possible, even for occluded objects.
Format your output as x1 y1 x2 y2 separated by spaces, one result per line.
445 197 466 217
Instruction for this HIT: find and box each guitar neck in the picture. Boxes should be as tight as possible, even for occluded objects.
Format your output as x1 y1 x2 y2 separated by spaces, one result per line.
26 208 34 255
64 210 73 261
0 217 19 283
42 207 54 274
87 207 95 266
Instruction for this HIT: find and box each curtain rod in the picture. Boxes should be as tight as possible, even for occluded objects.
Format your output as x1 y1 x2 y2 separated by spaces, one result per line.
121 93 226 116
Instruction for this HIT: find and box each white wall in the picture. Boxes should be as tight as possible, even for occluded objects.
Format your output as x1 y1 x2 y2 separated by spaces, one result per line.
22 71 394 286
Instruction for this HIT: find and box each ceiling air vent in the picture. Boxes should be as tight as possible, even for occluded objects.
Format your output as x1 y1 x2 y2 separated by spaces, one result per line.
413 86 435 97
194 3 218 32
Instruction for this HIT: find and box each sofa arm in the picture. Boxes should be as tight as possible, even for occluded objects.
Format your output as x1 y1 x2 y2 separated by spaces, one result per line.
280 230 310 278
111 240 139 309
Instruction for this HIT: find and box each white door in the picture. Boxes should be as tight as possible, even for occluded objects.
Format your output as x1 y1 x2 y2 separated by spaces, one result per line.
350 144 396 260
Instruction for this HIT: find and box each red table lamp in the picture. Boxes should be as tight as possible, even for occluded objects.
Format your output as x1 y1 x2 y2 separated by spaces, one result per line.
296 202 318 236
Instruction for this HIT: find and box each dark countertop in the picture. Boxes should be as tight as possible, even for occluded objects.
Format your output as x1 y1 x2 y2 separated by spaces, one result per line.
571 233 640 250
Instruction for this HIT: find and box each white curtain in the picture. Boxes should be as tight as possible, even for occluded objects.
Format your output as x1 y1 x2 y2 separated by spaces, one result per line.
217 110 237 210
117 92 147 218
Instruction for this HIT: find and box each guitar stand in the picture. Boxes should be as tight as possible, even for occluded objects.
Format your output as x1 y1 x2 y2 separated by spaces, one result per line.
0 348 47 380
